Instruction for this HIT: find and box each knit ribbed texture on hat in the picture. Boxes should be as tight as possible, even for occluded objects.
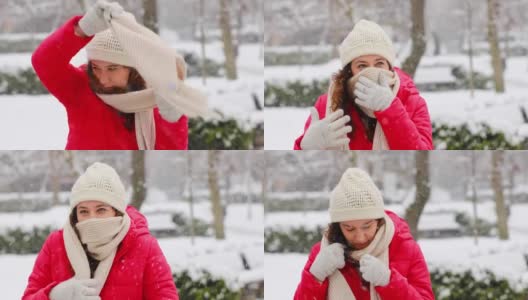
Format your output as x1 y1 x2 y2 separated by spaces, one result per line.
338 19 395 67
329 168 384 222
70 162 126 214
86 29 134 67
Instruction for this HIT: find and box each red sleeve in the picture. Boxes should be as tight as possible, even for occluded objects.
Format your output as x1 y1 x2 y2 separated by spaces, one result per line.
143 237 179 299
293 243 329 300
31 16 93 108
293 95 328 150
375 242 434 300
22 234 61 300
374 90 433 150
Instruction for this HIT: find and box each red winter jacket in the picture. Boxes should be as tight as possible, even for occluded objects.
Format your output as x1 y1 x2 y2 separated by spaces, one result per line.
32 16 188 150
22 206 179 300
294 210 434 300
294 68 433 150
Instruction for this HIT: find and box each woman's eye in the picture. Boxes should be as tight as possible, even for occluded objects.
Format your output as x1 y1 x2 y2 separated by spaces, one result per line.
97 208 107 213
79 210 88 214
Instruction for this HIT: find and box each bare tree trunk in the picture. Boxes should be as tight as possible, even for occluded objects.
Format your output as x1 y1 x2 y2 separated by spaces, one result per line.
187 152 195 245
142 0 158 34
492 150 509 240
465 0 475 98
130 151 147 210
48 151 60 206
219 0 238 80
64 151 81 177
401 0 426 78
208 150 225 239
487 0 505 93
405 151 430 240
199 0 207 85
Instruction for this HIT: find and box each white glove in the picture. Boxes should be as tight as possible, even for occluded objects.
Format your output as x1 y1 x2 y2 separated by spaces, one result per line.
300 108 352 150
359 254 391 287
78 0 124 36
309 243 346 282
49 278 101 300
354 72 394 112
156 94 183 122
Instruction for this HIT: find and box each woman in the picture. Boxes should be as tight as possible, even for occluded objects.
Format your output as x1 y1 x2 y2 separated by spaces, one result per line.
22 162 178 300
294 168 434 300
294 19 433 150
32 1 206 150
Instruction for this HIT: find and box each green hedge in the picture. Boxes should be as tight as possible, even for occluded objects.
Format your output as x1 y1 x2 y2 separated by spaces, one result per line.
264 50 333 66
188 118 254 150
0 67 48 95
264 79 328 107
265 226 324 253
0 226 53 254
173 270 240 300
433 122 525 150
431 269 527 300
171 212 211 236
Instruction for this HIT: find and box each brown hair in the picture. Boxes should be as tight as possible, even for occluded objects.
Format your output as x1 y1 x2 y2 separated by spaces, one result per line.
330 63 379 142
325 217 385 288
86 62 147 131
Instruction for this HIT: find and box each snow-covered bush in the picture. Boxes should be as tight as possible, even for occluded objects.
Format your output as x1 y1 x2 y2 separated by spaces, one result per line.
181 52 223 78
0 68 48 95
171 212 211 237
265 79 329 107
264 50 333 66
455 212 495 236
431 269 527 300
188 118 254 150
264 226 324 253
433 122 525 150
173 270 240 300
0 226 52 254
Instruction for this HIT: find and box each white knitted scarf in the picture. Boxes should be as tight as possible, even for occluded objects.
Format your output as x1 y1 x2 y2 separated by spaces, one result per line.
326 68 400 150
322 213 395 300
98 89 156 150
63 214 131 295
98 9 208 149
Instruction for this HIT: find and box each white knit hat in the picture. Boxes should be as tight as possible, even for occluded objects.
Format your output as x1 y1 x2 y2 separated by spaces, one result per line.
70 162 127 214
86 29 135 68
338 19 395 67
329 168 385 222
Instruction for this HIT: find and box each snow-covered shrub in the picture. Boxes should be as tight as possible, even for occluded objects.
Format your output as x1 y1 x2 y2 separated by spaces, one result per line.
455 212 495 236
431 269 527 300
181 52 223 78
173 270 240 300
265 79 329 107
0 68 48 95
189 118 254 150
433 122 525 150
264 226 324 253
451 65 492 90
171 212 211 237
265 50 333 66
0 226 52 254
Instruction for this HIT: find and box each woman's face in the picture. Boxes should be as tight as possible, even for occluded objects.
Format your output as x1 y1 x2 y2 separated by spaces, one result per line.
339 219 379 250
90 59 131 93
76 200 117 222
350 55 390 75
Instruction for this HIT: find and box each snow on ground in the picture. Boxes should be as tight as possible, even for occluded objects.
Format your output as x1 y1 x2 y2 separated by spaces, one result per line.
0 41 262 149
0 200 263 299
264 202 528 298
264 55 528 149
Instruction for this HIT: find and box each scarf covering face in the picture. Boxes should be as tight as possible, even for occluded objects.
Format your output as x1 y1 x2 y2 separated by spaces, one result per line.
325 67 400 150
98 8 208 149
98 89 156 150
322 213 395 300
63 214 131 295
